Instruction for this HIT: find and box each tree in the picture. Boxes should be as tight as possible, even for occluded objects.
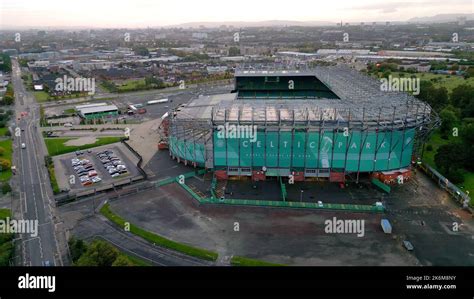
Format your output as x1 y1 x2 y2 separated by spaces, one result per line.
460 123 474 172
0 158 11 170
434 142 467 175
446 169 464 184
228 46 240 57
449 64 459 71
112 255 135 266
431 87 448 111
1 183 11 194
439 108 458 136
132 46 149 57
415 81 448 111
68 237 87 263
0 147 5 156
381 70 391 79
76 240 119 266
451 84 474 118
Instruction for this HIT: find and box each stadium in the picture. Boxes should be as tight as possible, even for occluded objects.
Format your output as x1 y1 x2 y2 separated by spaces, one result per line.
166 65 439 184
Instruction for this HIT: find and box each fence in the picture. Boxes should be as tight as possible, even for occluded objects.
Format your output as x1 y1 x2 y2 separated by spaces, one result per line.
417 163 471 209
156 171 384 213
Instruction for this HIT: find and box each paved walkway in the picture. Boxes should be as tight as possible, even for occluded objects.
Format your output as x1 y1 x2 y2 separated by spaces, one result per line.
126 118 162 167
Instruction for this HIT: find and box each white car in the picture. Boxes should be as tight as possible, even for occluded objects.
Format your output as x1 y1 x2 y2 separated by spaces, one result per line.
111 173 120 178
21 143 26 149
91 177 102 183
79 175 89 182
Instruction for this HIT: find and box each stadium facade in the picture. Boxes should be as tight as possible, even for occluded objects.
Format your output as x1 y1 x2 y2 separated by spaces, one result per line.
167 66 439 182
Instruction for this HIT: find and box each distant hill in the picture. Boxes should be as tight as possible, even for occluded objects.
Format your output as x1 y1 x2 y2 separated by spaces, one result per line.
408 13 474 24
171 20 335 28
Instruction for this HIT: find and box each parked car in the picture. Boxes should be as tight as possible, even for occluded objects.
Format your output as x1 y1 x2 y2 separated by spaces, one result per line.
111 173 120 178
88 170 98 177
82 181 93 186
91 177 102 183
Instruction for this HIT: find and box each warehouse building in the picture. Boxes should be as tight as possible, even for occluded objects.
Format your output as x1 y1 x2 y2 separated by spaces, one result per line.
77 103 118 120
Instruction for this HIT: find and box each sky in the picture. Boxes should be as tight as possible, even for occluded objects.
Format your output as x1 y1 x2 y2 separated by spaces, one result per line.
0 0 472 28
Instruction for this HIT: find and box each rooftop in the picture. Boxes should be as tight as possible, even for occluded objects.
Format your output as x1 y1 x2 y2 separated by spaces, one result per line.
78 104 118 115
174 66 433 128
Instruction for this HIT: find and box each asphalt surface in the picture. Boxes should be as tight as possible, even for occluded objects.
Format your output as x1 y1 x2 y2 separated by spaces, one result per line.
58 197 213 266
11 59 61 266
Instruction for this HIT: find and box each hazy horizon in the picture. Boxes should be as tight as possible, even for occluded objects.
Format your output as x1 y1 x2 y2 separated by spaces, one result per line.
1 0 473 29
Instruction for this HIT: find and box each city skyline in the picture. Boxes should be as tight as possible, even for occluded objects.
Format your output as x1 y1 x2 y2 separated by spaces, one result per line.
1 0 472 29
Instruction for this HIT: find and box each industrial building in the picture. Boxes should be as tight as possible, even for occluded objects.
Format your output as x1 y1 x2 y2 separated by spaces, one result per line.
167 65 439 183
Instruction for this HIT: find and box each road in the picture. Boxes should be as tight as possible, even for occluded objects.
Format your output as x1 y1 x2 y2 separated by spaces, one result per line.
11 59 61 266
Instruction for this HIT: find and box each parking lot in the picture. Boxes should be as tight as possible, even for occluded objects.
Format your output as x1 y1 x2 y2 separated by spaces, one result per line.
53 143 142 192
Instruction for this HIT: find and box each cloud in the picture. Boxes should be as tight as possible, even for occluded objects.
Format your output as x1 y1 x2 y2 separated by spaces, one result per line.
349 0 470 14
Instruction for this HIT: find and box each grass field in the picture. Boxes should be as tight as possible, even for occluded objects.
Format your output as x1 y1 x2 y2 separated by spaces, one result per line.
0 127 9 136
33 91 50 102
100 203 218 261
230 256 284 266
0 209 13 266
0 208 10 219
422 132 451 168
63 108 76 114
116 79 146 92
390 72 474 93
120 251 151 266
48 164 60 194
44 137 122 156
0 139 13 182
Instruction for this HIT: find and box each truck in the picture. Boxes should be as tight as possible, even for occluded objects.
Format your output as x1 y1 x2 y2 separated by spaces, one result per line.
381 219 392 234
147 99 168 105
